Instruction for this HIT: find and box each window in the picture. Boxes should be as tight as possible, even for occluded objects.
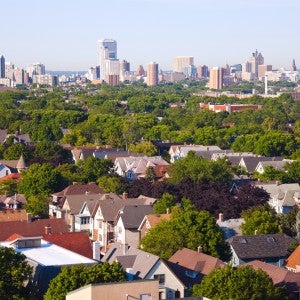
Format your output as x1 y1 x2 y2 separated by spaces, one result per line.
118 227 122 234
140 294 152 300
81 217 90 225
154 274 165 285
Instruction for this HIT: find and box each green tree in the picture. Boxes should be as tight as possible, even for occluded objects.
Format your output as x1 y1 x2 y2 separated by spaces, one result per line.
25 195 50 218
0 179 18 195
145 166 157 183
97 175 129 194
253 166 284 182
128 141 157 156
278 207 299 237
140 199 231 261
44 262 127 300
3 143 31 160
192 264 288 300
240 205 282 235
18 163 67 197
0 246 33 300
153 193 175 214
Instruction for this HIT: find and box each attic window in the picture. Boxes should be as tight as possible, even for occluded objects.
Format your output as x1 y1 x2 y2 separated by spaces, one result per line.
185 270 199 279
239 238 247 244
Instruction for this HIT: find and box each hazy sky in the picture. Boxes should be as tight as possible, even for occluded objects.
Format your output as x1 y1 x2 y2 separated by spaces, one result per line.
1 0 299 71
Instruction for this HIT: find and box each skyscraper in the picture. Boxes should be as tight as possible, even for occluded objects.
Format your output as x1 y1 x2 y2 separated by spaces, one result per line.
0 55 5 78
97 39 118 81
146 62 158 86
173 56 194 73
209 67 223 90
291 59 297 71
247 50 264 78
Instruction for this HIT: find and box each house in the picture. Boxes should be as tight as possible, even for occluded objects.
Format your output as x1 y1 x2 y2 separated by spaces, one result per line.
255 159 293 174
0 193 26 210
114 205 154 248
0 235 96 299
245 260 300 299
114 156 169 181
0 209 28 222
66 280 160 300
256 183 300 213
50 182 104 218
101 242 185 300
286 246 300 273
0 154 27 178
138 213 171 240
216 213 244 240
167 248 226 291
238 156 283 174
229 233 295 267
0 217 70 241
91 195 156 247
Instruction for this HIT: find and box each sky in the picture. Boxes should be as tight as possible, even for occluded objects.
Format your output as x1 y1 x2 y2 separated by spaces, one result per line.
1 0 299 71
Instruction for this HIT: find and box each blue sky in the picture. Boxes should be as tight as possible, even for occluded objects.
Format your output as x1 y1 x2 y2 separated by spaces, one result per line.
1 0 299 71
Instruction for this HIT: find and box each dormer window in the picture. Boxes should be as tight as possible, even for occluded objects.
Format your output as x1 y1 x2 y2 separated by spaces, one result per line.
185 270 199 279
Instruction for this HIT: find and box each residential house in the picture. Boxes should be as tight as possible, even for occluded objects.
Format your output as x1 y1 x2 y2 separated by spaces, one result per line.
229 233 295 267
1 235 96 299
138 213 171 240
256 183 300 213
286 246 300 273
0 209 28 222
91 194 156 249
50 182 104 218
0 217 70 241
114 205 154 248
114 156 169 181
167 248 226 291
66 280 160 300
0 154 27 178
0 193 26 210
238 156 283 174
255 159 293 174
216 213 244 239
101 242 185 300
245 260 300 299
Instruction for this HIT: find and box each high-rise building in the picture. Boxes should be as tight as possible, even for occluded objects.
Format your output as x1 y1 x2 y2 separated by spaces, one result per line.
26 63 45 78
97 39 118 81
291 59 297 71
258 64 272 79
136 65 145 76
247 50 264 78
120 60 130 73
209 67 223 90
146 62 159 86
0 55 5 78
173 56 194 73
197 65 209 78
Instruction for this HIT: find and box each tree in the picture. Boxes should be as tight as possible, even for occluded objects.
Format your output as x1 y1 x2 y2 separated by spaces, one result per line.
254 166 284 182
77 157 114 183
240 205 282 235
145 166 157 183
97 175 129 194
278 207 299 237
153 193 175 214
25 194 50 218
44 262 127 300
3 143 31 160
0 246 33 300
192 264 288 300
0 178 18 195
128 141 157 156
140 199 231 261
18 163 67 197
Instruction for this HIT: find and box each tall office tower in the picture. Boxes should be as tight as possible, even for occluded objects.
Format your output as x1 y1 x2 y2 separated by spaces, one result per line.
27 63 45 78
258 64 272 79
120 60 130 72
248 50 264 78
0 55 5 78
209 67 223 90
197 65 209 78
97 39 118 81
291 59 297 71
146 62 159 86
173 56 194 73
136 65 145 76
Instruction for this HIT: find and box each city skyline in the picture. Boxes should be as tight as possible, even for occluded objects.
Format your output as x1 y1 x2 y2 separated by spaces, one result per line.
1 0 299 71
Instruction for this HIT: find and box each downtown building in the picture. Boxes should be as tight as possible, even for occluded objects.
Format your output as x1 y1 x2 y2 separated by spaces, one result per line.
209 67 223 90
146 62 159 86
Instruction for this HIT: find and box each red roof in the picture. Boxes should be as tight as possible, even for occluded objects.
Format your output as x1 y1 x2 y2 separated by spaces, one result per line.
0 173 21 181
43 232 93 259
286 246 300 271
5 233 24 241
0 218 69 241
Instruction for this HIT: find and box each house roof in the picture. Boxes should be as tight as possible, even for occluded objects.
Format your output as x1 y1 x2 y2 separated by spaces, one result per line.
217 218 244 240
43 232 93 259
119 205 154 229
52 182 104 197
245 260 300 293
0 159 19 170
0 129 7 143
0 173 21 181
256 160 292 172
229 234 295 260
138 213 171 231
0 209 28 222
167 248 226 286
0 218 70 241
101 242 160 279
240 156 283 173
285 245 300 270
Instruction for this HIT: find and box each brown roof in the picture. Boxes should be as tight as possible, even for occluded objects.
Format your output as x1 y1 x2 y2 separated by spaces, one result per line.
167 248 226 286
140 213 171 229
0 173 21 181
0 218 69 241
43 232 93 259
286 246 300 270
52 182 104 197
245 260 300 294
0 209 28 222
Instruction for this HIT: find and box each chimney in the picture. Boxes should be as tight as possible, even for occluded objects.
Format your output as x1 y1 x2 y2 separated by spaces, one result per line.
218 213 224 222
123 243 129 255
93 241 101 261
254 229 259 235
197 246 202 253
105 194 110 200
166 208 170 214
45 225 52 235
27 213 32 223
122 192 128 200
